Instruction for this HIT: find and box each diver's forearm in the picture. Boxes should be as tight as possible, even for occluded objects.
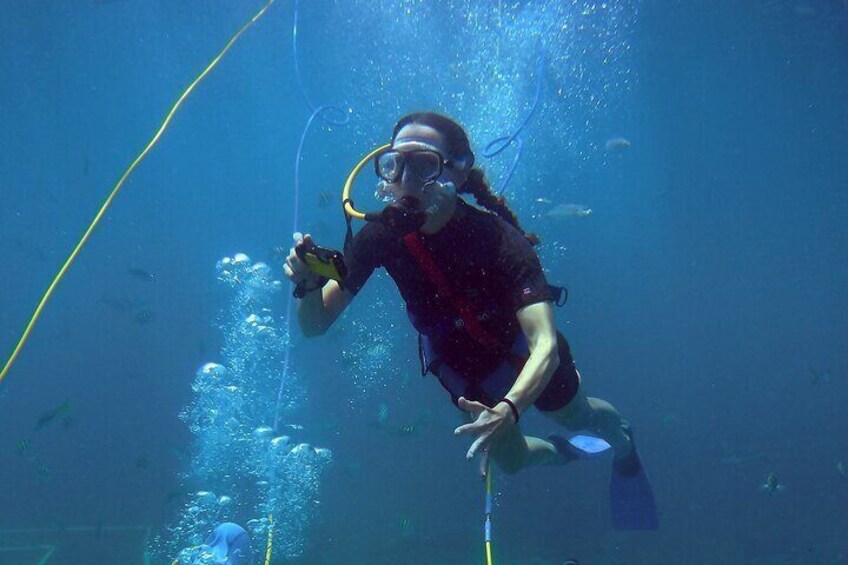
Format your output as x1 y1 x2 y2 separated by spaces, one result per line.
296 288 329 337
504 342 559 415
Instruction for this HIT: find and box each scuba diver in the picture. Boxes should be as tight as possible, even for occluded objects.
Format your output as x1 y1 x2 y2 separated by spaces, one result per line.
173 522 253 565
283 112 657 530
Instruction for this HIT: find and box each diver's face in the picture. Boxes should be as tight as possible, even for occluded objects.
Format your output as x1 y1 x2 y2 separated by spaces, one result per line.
388 124 469 214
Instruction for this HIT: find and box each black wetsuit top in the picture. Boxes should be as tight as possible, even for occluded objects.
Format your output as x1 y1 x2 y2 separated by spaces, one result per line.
345 198 553 380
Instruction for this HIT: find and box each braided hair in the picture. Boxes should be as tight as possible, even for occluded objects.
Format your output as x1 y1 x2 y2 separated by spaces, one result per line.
457 167 540 246
392 112 539 246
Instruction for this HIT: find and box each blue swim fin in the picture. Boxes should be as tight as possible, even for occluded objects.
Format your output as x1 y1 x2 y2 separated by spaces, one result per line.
610 427 659 531
549 433 612 462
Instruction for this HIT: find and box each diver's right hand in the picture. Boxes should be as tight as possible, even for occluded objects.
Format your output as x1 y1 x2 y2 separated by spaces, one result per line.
283 233 320 286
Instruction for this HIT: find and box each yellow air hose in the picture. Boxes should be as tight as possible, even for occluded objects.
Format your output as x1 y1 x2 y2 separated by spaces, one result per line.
0 0 276 385
342 143 391 220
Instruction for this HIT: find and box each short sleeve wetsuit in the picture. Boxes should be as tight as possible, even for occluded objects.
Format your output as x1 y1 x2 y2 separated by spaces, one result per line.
344 198 579 412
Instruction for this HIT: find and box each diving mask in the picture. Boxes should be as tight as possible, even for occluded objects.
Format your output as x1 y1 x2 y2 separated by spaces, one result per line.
375 148 447 184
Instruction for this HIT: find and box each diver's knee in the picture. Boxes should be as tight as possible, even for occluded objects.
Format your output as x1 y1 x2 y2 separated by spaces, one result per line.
491 444 526 475
494 455 523 475
587 396 614 412
557 395 593 430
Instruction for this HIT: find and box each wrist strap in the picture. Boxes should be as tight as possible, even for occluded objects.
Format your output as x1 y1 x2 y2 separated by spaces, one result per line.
293 276 328 299
497 398 520 424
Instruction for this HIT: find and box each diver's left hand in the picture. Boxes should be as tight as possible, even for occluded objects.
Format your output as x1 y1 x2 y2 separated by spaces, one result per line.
454 397 516 474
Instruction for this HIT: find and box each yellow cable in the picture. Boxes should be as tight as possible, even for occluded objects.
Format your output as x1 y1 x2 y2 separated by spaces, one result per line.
264 514 274 565
485 462 494 565
0 0 276 385
342 143 391 219
486 463 492 494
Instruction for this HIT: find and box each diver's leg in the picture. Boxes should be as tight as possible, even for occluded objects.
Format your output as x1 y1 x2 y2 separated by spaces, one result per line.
489 424 562 475
543 371 659 530
458 412 559 475
545 373 633 460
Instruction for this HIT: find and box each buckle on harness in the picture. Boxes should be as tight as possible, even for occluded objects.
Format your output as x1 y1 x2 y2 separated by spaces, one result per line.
549 284 568 307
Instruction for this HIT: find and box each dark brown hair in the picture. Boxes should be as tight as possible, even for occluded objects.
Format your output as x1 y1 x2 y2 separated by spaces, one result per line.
393 112 538 246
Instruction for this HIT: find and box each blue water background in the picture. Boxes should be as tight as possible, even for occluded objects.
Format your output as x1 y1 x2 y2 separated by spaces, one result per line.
1 1 846 563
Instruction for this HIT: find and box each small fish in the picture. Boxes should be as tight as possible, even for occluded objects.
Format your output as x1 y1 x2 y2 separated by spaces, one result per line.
399 517 413 537
135 456 149 470
15 438 31 455
534 197 552 205
133 310 154 325
317 190 333 208
809 367 834 388
719 453 748 466
341 461 364 478
321 419 342 435
605 136 631 152
761 472 786 493
660 413 679 428
372 410 429 437
36 465 51 483
128 268 155 282
98 292 140 314
36 400 72 430
283 424 304 431
837 461 846 481
165 490 189 504
719 451 768 466
545 203 593 219
166 442 190 462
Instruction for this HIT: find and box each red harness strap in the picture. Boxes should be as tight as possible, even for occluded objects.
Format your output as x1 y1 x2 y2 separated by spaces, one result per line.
402 232 503 351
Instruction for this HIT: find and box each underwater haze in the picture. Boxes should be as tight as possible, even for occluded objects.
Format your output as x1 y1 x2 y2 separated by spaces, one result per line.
1 0 847 564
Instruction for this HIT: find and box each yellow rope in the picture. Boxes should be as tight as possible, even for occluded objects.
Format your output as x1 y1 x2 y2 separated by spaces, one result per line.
264 514 274 565
485 462 494 565
0 0 276 385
